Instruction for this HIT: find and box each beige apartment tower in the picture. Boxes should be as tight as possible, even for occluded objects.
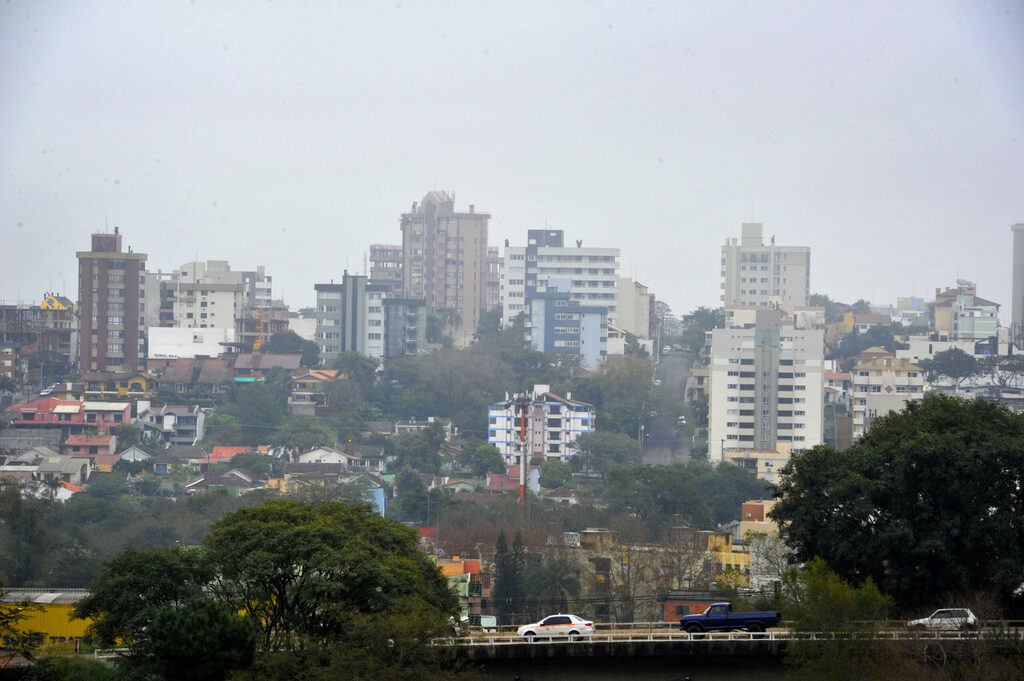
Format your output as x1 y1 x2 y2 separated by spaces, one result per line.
401 191 489 336
1011 224 1024 343
721 223 810 308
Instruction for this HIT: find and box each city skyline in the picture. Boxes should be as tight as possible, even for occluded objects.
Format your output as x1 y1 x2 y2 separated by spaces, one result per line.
2 1 1023 318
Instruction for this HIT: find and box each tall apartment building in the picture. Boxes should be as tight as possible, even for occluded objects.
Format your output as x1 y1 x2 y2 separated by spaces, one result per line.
0 295 78 382
487 384 595 465
368 244 404 297
500 229 620 329
932 280 1000 343
156 261 285 351
383 298 427 359
851 348 924 439
615 277 652 340
708 308 824 462
486 246 501 312
525 279 607 369
314 274 389 364
400 191 489 336
1012 224 1024 344
76 229 148 372
721 223 810 308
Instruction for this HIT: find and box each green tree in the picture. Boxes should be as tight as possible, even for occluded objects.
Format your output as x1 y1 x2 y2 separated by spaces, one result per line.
436 307 462 336
270 417 336 452
85 475 129 500
23 656 116 681
72 548 213 674
492 529 525 625
148 598 257 681
114 422 142 448
772 393 1024 610
809 293 848 324
539 459 572 489
689 460 770 524
331 352 379 393
919 347 979 387
458 441 505 476
523 558 580 619
1 587 43 666
241 596 462 681
680 306 723 354
474 307 502 339
0 480 51 585
202 413 242 447
604 464 713 530
261 330 320 369
395 433 441 474
781 558 902 681
573 431 641 477
203 500 459 650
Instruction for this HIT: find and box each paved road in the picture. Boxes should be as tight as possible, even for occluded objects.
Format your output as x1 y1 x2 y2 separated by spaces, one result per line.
642 350 694 465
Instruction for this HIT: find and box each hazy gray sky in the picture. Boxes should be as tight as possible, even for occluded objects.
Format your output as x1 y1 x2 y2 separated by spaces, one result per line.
3 1 1023 318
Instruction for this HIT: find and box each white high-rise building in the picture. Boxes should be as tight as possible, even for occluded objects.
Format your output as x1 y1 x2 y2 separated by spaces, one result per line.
500 230 619 329
615 277 651 340
314 274 388 364
487 384 595 465
721 223 810 308
708 308 824 463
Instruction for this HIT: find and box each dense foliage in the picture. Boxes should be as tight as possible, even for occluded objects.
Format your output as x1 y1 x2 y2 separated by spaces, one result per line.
772 393 1024 612
71 500 460 681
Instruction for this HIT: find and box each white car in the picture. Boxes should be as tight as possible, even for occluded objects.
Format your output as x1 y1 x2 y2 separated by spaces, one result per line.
907 608 978 631
517 614 595 640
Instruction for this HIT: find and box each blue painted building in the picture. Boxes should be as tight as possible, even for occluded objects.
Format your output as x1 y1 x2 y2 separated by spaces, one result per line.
525 278 607 369
488 384 595 465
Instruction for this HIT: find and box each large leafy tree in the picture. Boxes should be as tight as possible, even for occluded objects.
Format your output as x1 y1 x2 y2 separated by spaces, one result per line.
680 306 723 354
772 393 1024 610
573 431 641 477
147 598 258 681
204 500 459 650
604 464 713 530
458 441 505 476
918 347 979 387
270 417 336 452
331 352 379 393
72 548 215 676
523 558 580 620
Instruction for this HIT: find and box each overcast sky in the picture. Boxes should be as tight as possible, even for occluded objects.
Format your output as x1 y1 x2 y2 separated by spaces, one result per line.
2 1 1023 319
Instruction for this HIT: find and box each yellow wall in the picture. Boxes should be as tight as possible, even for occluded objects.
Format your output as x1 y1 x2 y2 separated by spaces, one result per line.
4 603 99 649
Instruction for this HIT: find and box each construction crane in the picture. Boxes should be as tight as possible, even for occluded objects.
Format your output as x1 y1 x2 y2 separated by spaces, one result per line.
252 307 266 355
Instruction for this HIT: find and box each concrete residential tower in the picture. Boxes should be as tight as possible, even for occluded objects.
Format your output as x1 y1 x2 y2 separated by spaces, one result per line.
400 191 489 338
76 229 147 372
721 223 810 308
708 308 824 462
1011 224 1024 344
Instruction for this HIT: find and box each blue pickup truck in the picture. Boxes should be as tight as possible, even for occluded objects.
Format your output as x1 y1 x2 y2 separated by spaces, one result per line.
679 602 781 634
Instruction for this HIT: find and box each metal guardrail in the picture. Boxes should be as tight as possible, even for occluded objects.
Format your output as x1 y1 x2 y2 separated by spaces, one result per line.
453 628 1024 647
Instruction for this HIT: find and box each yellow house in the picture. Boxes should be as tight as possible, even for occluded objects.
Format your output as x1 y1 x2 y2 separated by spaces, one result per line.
40 294 77 313
81 371 157 399
825 311 892 345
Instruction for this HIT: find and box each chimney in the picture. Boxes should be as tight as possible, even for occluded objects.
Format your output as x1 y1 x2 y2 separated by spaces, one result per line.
469 204 475 214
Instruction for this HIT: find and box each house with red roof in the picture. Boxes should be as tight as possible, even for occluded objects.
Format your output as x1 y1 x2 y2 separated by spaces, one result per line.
7 398 129 437
65 434 116 458
210 446 249 464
